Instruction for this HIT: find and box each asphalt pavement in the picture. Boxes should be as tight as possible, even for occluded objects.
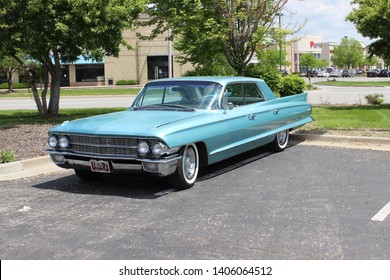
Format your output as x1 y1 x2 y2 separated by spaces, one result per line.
1 144 389 259
1 133 389 182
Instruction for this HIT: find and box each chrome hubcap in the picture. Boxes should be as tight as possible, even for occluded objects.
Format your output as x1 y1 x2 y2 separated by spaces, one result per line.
277 131 287 145
183 147 196 180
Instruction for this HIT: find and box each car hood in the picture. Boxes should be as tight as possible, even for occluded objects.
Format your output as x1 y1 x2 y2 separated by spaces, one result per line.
49 109 208 137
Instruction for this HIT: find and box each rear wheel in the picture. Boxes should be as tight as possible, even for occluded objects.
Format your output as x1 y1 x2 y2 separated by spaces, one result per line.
270 129 289 152
169 144 199 189
74 169 103 181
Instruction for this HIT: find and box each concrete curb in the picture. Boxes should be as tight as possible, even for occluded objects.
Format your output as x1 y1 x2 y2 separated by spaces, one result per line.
0 155 65 182
290 133 390 146
289 133 390 151
1 134 390 182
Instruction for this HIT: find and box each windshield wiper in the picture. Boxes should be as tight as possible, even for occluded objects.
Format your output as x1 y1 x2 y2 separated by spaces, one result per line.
132 104 196 112
159 104 196 111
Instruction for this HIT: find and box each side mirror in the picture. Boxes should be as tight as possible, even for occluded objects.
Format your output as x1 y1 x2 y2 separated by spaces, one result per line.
221 95 229 109
222 91 234 110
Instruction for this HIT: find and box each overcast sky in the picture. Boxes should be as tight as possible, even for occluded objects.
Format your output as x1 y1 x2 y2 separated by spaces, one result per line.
284 0 371 45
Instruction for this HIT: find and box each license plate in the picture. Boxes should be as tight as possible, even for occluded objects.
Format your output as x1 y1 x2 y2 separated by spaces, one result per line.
90 160 111 173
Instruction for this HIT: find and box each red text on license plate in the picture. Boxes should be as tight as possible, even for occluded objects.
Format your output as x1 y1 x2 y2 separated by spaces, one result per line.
90 160 110 173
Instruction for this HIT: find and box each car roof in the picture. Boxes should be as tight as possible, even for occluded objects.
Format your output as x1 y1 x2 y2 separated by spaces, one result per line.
146 76 265 87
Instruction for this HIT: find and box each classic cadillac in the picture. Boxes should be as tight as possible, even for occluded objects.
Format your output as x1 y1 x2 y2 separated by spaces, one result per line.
47 76 313 189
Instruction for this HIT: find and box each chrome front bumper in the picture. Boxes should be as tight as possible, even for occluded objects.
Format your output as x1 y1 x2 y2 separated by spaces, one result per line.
47 150 180 177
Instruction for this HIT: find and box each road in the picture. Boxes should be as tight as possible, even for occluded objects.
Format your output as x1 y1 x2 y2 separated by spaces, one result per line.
1 145 389 259
0 95 136 110
306 83 390 105
1 77 390 110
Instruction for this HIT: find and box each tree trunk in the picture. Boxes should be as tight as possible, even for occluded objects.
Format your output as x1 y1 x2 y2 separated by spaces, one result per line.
7 80 13 92
47 50 61 116
29 69 47 117
11 54 48 116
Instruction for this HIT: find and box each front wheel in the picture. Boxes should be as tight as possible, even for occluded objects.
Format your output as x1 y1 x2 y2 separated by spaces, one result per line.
168 144 199 189
270 129 289 152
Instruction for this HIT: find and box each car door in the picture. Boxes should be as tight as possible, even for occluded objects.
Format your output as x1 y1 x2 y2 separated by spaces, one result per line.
240 83 281 145
219 82 269 155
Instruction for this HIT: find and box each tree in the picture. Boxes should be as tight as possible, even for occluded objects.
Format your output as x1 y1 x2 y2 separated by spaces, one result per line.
256 48 290 69
0 55 23 93
347 0 390 61
331 37 364 68
140 0 288 75
363 56 379 69
0 0 144 117
299 53 320 69
183 54 236 76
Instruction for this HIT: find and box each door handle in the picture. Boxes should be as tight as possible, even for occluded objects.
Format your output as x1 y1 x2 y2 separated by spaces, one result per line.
248 114 256 120
273 109 279 115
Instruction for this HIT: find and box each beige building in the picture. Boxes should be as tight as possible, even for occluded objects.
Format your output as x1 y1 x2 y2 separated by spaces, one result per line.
62 15 193 87
105 27 193 85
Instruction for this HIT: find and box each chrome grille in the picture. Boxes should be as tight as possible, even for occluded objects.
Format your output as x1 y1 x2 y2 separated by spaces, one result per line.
68 134 138 156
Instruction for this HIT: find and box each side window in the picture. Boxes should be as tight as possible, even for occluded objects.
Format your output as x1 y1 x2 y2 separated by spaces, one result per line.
225 83 265 106
243 83 265 104
226 84 244 106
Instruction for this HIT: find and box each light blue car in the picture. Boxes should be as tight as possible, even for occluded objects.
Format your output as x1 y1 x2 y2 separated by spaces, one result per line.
47 76 313 189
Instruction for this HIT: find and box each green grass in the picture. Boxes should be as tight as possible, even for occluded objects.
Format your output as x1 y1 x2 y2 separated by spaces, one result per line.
0 87 141 98
309 105 390 130
0 108 126 126
1 105 389 131
314 80 390 87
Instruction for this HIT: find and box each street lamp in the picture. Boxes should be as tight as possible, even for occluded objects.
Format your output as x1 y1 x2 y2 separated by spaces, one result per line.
276 13 283 71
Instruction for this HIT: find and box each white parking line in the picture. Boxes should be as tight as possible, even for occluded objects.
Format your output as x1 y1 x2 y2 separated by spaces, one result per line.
371 201 390 222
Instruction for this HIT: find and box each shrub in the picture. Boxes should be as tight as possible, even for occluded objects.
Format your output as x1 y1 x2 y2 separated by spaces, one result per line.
244 64 282 93
365 94 384 105
279 75 306 97
0 83 29 89
0 149 16 163
291 72 302 76
116 80 138 85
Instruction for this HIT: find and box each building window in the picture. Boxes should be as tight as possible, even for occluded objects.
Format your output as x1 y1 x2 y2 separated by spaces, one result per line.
147 56 170 80
75 64 104 82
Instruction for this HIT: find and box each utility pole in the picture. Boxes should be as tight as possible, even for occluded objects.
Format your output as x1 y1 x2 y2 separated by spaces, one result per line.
168 28 173 78
276 13 283 71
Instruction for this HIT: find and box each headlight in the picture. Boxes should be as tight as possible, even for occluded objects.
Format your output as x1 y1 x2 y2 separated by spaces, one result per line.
58 136 69 149
48 135 58 148
152 142 168 156
137 141 150 154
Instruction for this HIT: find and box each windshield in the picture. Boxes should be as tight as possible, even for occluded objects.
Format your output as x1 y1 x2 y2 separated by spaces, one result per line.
132 81 223 110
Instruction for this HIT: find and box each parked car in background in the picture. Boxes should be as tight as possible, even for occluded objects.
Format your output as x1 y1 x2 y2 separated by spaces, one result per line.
47 76 313 189
378 69 390 77
341 69 354 77
356 69 365 75
306 70 318 77
0 78 8 84
329 70 341 77
326 67 334 74
317 70 330 78
367 69 380 77
279 69 288 76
